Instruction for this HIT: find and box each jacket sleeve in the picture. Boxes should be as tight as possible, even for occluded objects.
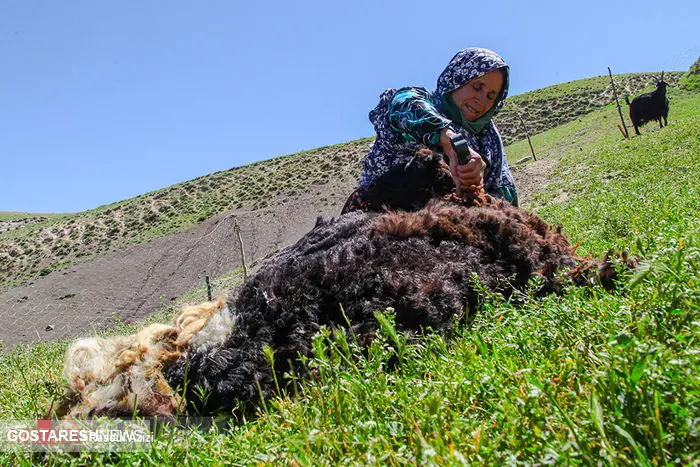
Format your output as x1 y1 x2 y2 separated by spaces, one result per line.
387 87 452 149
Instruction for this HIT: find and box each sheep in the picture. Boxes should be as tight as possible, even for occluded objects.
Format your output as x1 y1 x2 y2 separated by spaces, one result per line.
53 150 636 418
625 73 670 135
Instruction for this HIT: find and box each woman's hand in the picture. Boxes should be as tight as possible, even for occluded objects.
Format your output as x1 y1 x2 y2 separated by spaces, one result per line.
439 128 486 193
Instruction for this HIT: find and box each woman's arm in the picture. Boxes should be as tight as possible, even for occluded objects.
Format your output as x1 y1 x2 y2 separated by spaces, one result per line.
387 87 486 193
387 87 452 148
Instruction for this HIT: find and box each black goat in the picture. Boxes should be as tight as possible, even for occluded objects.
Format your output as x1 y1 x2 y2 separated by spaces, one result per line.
625 73 669 135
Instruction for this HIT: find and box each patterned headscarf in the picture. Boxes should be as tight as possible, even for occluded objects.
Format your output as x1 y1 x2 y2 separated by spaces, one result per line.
359 47 516 199
435 48 509 135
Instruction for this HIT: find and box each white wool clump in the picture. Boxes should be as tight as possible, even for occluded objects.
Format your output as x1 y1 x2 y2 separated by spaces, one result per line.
55 297 233 418
189 305 237 349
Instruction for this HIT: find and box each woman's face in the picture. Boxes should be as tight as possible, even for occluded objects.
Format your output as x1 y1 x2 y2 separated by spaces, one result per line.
450 69 504 122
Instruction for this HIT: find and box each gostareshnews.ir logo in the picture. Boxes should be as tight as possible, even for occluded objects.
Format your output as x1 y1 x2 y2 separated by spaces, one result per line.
0 419 153 452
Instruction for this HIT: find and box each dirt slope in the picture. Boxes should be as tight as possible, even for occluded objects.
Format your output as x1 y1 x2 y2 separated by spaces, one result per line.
0 179 356 348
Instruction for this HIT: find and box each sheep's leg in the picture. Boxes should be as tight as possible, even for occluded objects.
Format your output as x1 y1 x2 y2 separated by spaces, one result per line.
634 124 641 136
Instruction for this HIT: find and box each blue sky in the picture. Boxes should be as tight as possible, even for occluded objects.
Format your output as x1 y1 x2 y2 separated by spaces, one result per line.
2 0 698 213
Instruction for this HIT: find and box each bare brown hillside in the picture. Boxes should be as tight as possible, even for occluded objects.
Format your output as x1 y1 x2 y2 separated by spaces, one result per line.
0 176 359 348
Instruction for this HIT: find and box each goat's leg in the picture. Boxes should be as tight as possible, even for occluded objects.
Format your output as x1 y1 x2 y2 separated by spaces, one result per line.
659 118 663 129
634 124 641 136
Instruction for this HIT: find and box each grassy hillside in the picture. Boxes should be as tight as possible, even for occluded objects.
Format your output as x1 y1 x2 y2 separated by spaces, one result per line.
680 57 700 91
0 212 66 221
0 213 61 235
495 72 683 145
0 72 683 290
0 84 697 464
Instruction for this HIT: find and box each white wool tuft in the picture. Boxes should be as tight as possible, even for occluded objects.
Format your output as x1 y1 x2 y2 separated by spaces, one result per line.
189 305 237 349
54 297 234 418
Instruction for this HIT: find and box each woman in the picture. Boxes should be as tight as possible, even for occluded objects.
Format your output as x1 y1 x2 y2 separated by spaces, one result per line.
352 47 518 208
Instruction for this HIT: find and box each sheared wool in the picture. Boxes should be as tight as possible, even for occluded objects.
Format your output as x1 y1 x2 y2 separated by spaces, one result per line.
55 150 635 418
53 298 228 418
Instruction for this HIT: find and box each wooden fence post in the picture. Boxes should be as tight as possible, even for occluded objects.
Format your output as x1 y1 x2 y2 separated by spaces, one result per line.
517 110 537 161
234 221 248 281
608 67 629 139
205 275 213 301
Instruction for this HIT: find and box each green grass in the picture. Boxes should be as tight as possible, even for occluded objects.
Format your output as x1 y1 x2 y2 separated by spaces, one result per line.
0 86 698 466
508 89 699 256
